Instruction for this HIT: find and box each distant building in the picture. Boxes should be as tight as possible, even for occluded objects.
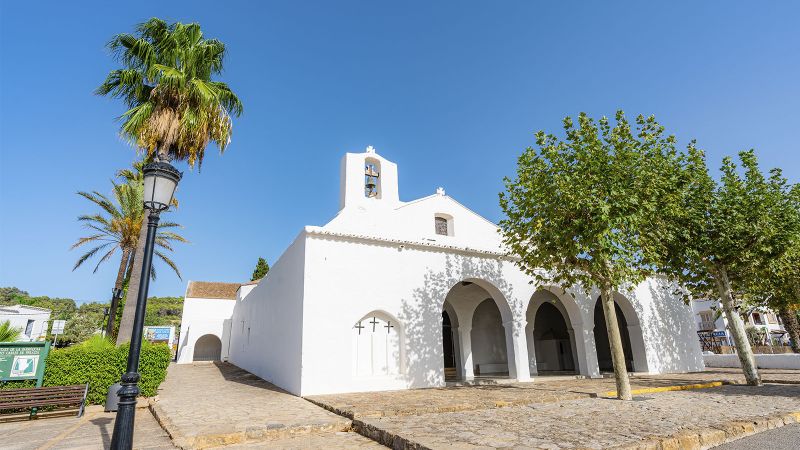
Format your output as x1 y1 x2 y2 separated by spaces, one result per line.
0 305 51 341
175 281 253 364
691 299 788 351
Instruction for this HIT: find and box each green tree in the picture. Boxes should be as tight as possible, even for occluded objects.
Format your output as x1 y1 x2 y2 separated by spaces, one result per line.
0 287 29 304
251 257 270 281
743 211 800 352
60 302 108 345
71 177 186 339
97 18 242 343
0 320 21 342
499 111 683 400
653 149 799 384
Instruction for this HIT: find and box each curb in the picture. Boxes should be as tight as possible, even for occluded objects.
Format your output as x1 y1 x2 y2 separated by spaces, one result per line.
148 399 352 449
611 411 800 450
596 381 728 398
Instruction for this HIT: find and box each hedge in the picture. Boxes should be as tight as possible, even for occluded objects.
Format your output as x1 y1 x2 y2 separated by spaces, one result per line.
1 336 171 405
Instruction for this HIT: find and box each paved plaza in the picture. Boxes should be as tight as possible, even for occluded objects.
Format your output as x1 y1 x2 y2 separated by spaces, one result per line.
1 364 800 449
0 408 173 450
151 362 376 449
353 384 800 449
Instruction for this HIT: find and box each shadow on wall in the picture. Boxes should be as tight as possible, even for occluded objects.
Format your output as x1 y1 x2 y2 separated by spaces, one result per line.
398 254 520 388
644 281 704 372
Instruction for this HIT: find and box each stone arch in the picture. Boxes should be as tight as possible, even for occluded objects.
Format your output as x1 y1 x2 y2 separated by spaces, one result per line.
593 293 649 373
525 288 584 375
352 310 404 377
471 298 509 376
193 334 222 362
438 278 524 381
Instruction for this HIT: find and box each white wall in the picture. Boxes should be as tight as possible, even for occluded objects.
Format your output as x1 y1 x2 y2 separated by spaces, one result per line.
227 234 307 395
176 297 236 363
704 353 800 370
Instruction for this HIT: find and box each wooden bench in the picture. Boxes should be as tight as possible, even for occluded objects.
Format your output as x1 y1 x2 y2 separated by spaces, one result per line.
0 384 89 418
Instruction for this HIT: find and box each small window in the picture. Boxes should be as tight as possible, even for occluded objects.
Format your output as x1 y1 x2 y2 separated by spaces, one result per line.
25 320 34 336
435 217 448 235
752 313 763 325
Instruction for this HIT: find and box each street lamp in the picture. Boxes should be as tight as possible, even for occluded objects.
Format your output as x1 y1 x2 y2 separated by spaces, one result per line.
111 160 182 450
105 287 123 338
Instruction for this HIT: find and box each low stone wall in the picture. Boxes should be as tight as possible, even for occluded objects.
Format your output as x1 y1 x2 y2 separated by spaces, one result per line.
704 353 800 369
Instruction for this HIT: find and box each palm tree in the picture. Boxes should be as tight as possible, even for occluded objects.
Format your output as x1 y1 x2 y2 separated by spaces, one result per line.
97 18 242 343
0 320 21 342
71 178 186 338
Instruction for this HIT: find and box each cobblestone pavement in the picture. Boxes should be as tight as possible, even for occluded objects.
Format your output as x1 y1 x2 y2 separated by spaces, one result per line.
307 369 800 419
356 384 800 449
152 363 352 448
0 408 173 450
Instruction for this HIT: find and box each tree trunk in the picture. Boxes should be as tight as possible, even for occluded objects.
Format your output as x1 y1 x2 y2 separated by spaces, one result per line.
105 249 131 338
778 308 800 353
712 266 761 386
601 284 632 400
116 216 148 345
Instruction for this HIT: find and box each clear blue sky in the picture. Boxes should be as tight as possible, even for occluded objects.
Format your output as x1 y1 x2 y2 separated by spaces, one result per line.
1 1 798 304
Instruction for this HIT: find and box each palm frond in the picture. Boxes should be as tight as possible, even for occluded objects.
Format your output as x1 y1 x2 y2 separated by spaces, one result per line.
154 250 182 280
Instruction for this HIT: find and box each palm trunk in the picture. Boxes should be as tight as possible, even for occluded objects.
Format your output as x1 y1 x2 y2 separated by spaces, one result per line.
712 265 761 385
105 249 131 338
778 308 800 353
601 283 632 400
116 216 148 345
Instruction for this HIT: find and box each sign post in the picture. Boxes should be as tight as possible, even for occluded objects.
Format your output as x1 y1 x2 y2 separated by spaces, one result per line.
51 320 66 346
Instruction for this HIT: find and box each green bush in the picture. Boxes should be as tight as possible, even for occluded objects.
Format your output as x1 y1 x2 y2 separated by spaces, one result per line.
1 337 171 405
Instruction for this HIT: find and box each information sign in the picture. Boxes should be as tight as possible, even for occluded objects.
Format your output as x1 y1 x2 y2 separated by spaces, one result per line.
0 342 51 386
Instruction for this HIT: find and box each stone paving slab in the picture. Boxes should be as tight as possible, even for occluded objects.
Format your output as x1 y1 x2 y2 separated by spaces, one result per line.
307 369 793 419
152 363 352 449
354 384 800 449
0 408 173 450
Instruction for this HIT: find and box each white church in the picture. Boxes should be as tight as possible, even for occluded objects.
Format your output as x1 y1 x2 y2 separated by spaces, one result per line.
177 147 704 396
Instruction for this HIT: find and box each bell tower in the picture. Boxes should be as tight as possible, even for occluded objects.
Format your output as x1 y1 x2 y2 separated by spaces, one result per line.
339 146 400 210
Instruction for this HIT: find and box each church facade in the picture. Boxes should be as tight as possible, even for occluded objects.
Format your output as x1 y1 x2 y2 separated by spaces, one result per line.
177 147 704 396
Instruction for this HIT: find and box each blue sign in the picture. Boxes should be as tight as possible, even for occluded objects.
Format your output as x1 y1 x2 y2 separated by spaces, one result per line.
711 331 727 337
144 326 172 342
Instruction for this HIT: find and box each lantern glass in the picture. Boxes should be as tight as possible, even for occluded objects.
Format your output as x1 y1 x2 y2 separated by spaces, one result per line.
142 162 182 212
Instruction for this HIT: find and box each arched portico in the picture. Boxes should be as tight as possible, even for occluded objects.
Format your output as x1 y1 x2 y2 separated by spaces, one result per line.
593 293 649 373
525 288 588 376
193 334 222 361
440 279 529 382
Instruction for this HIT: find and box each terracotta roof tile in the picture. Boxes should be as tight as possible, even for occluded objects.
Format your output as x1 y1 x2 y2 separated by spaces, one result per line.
186 281 242 300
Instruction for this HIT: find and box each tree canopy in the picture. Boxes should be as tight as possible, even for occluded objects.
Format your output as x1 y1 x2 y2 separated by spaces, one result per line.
97 18 243 167
499 111 684 399
251 257 270 281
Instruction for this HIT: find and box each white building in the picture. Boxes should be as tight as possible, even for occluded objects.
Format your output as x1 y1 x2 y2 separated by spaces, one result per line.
179 147 704 396
0 305 51 342
692 299 788 349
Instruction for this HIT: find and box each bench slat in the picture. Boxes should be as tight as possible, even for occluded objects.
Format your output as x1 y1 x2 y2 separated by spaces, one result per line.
0 384 89 418
0 399 84 409
0 392 85 401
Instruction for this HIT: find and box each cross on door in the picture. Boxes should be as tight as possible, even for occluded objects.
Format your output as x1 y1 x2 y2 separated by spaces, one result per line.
370 317 379 332
384 321 394 334
353 321 365 335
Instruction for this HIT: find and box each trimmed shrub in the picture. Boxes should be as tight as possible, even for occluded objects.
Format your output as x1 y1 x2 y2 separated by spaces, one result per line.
1 337 171 405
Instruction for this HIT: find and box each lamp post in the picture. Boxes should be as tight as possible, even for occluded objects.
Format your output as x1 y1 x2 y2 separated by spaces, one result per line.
105 287 123 338
110 160 181 450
